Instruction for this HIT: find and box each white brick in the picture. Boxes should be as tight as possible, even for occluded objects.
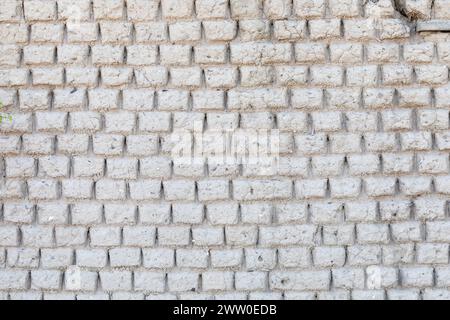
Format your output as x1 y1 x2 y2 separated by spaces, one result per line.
90 227 121 247
167 272 198 292
143 248 174 269
134 272 165 293
270 271 330 291
0 271 29 290
99 271 132 292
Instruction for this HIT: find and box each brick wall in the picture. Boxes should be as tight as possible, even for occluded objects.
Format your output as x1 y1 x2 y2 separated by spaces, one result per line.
0 0 450 300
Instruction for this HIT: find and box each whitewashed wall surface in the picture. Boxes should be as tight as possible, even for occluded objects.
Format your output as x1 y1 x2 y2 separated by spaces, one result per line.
1 0 450 300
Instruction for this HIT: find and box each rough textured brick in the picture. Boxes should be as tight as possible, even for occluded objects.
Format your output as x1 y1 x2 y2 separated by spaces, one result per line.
109 247 141 267
5 202 34 223
99 270 132 291
96 179 126 200
55 226 87 246
76 249 108 268
192 226 224 246
134 271 165 293
65 267 98 292
313 247 346 267
21 226 54 247
41 248 73 268
226 226 258 246
333 268 365 290
293 0 325 18
259 225 317 246
90 227 121 247
0 271 29 290
401 267 434 288
167 272 199 292
31 270 62 290
158 226 191 246
235 272 267 291
202 271 234 291
233 179 292 201
270 271 330 291
143 248 175 269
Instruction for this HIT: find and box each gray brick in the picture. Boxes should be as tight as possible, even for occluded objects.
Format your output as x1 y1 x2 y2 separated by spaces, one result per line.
167 272 199 292
176 249 209 268
235 272 267 291
245 249 277 271
202 271 234 291
21 226 54 247
40 248 73 268
31 270 62 290
0 226 19 246
0 270 29 290
65 267 98 292
134 272 165 293
76 249 108 268
259 225 317 246
211 249 243 269
99 270 133 292
90 226 121 247
109 248 141 267
270 271 330 291
7 248 40 268
158 226 190 246
123 226 156 247
143 248 175 269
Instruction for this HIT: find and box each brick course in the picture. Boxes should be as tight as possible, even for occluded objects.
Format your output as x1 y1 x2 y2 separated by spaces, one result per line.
0 0 449 300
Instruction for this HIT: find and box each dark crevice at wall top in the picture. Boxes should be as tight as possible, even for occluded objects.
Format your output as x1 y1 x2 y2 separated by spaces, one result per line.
392 0 450 32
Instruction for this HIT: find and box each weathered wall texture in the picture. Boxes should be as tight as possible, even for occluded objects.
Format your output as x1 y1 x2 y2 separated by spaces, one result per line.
0 0 450 300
